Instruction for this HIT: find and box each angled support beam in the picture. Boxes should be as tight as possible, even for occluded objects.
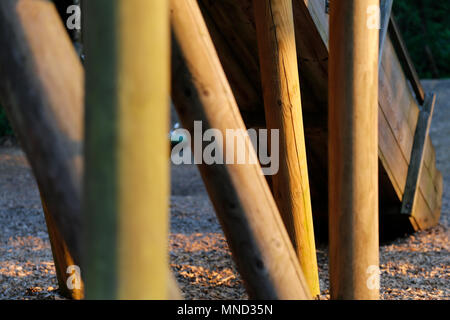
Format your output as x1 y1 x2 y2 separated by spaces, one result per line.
401 93 436 215
252 0 319 297
170 0 310 300
389 15 425 104
329 0 380 300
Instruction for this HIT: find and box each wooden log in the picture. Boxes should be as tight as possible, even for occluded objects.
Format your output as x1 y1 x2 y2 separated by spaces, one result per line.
83 0 170 299
0 0 84 265
40 190 84 299
328 0 380 300
252 0 319 297
170 0 310 300
0 0 180 300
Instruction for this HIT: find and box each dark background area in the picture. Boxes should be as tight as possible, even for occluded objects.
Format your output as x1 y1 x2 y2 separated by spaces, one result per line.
0 0 449 137
393 0 450 79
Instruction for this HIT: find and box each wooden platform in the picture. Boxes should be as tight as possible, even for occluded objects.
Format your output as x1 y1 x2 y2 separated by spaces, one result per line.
198 0 443 238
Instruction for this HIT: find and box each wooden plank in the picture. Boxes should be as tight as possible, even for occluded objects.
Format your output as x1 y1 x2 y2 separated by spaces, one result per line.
378 106 407 199
412 189 438 230
378 95 438 228
388 16 425 104
378 36 439 217
83 0 170 299
197 2 261 117
253 0 319 297
198 0 261 97
379 65 415 162
170 0 310 300
381 37 419 134
328 0 379 300
199 0 442 235
401 93 436 215
292 0 328 112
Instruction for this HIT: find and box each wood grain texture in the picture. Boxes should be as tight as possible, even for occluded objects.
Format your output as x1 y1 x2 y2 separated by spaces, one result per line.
329 0 380 300
253 0 319 297
401 94 436 215
171 0 310 300
198 0 442 234
40 189 84 299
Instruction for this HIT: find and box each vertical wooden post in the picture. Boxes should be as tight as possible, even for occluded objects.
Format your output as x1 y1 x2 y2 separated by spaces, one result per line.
329 0 380 299
171 0 310 299
84 0 170 299
253 0 320 297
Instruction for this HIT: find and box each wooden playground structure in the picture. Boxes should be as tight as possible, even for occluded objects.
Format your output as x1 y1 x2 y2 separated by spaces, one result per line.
0 0 443 300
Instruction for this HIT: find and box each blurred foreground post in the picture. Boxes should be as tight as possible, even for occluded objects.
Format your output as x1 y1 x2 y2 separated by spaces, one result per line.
84 0 170 299
170 0 310 299
253 0 320 297
0 0 84 298
328 0 380 299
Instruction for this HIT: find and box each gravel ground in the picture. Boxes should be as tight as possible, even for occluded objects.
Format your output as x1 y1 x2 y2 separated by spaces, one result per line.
0 80 449 300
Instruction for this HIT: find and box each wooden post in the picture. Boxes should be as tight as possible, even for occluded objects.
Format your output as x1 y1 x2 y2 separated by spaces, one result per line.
0 0 84 266
83 0 170 299
253 0 320 297
40 191 84 299
0 0 86 299
329 0 380 300
170 0 310 300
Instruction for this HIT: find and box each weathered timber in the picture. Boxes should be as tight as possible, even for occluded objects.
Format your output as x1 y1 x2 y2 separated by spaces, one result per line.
401 93 436 215
198 0 442 235
329 0 380 300
389 15 425 105
170 0 310 300
252 0 319 297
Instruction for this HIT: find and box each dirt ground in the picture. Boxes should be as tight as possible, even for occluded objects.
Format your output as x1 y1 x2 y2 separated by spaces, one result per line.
0 80 448 300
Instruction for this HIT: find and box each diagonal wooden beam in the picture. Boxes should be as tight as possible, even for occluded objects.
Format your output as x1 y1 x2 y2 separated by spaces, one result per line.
170 0 311 300
401 93 436 216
